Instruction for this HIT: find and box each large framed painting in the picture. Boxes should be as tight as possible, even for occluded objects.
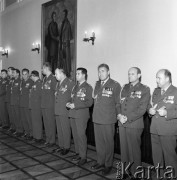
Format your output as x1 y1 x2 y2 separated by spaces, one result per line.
42 0 77 79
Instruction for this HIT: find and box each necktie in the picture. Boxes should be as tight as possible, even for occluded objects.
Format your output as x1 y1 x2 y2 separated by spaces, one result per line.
161 89 165 95
101 81 104 87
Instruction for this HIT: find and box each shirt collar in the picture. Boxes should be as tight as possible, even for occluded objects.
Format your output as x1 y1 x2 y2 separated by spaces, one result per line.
101 77 109 85
162 83 171 92
60 77 66 85
78 80 86 86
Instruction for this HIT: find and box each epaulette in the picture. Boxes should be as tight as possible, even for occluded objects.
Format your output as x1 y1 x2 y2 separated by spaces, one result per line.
142 84 150 89
113 80 118 84
87 83 92 87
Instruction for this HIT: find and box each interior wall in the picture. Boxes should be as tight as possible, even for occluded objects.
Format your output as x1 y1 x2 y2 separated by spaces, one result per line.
1 0 49 75
1 0 177 91
77 0 177 91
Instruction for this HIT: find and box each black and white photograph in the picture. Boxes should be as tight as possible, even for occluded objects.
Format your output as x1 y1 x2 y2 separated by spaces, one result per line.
0 0 177 179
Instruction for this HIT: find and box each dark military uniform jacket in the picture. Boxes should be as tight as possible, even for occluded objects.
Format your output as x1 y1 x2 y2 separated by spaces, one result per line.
150 85 177 135
41 73 57 109
20 78 33 108
93 78 121 124
29 79 42 109
119 82 150 129
5 78 13 103
10 78 21 106
0 77 8 102
68 81 93 119
55 77 75 116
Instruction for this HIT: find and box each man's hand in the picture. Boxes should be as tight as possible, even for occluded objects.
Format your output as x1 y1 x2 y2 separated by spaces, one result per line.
149 104 157 115
69 103 75 109
66 102 71 108
117 114 127 124
157 106 167 117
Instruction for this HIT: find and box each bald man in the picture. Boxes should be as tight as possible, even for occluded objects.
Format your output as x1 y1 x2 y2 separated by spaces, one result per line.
117 67 150 178
149 69 177 178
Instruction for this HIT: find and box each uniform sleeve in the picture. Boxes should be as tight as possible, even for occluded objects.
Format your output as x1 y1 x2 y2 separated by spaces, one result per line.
74 85 93 109
37 82 42 97
0 84 5 97
29 79 33 89
147 88 158 117
114 83 121 115
126 87 151 122
51 77 57 92
69 81 75 91
166 91 177 120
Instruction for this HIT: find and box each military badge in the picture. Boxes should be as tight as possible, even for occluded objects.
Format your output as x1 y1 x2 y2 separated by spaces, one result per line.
102 87 113 97
120 97 126 104
59 85 68 94
25 83 30 88
44 80 51 89
163 96 174 104
77 88 86 100
32 85 36 90
130 91 142 98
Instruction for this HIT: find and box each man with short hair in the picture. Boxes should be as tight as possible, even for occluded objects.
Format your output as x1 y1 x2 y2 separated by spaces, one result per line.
92 63 121 175
41 62 57 146
54 68 74 155
11 69 23 137
67 67 93 165
0 69 9 128
20 68 33 139
149 69 177 178
30 70 43 143
118 67 150 178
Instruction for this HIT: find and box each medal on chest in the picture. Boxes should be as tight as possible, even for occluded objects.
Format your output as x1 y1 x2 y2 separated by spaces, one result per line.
42 79 51 90
77 88 86 101
163 96 174 104
130 91 142 98
102 87 113 97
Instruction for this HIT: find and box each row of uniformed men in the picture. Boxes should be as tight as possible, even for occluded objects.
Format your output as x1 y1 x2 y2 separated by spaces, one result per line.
0 63 176 177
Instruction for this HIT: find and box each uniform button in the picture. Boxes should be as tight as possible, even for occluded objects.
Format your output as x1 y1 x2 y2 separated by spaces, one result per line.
124 108 127 111
125 104 127 106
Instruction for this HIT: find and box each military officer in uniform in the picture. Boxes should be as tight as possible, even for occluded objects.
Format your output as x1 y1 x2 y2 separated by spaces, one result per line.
54 68 75 155
41 62 57 146
117 67 150 178
30 70 43 143
20 68 33 139
0 70 8 128
149 69 177 178
11 69 23 137
67 67 93 165
91 63 121 175
5 67 15 132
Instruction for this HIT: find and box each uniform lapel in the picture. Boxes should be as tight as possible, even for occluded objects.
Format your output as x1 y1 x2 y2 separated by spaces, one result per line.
156 85 173 103
60 78 67 88
97 78 111 96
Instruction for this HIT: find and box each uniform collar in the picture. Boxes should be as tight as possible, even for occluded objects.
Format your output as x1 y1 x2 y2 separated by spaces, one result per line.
130 81 140 87
78 80 86 86
161 83 171 92
60 77 67 85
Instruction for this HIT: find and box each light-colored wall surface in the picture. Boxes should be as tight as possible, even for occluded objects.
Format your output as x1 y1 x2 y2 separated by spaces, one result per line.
77 0 177 91
1 0 49 75
1 0 177 91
